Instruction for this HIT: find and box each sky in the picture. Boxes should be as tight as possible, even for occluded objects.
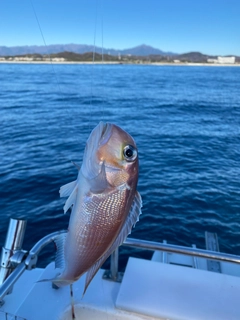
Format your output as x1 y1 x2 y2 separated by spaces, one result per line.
0 0 240 56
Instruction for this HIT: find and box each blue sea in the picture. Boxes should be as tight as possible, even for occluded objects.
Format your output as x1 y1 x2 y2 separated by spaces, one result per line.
1 63 240 268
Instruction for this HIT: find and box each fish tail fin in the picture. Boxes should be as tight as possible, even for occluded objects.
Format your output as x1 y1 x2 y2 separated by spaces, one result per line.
54 232 67 270
37 233 68 287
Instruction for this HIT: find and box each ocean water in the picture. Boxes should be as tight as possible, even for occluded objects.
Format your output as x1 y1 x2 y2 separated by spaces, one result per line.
1 63 240 268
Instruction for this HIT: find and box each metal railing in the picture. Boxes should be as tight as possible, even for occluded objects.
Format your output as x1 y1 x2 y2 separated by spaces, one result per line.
124 238 240 263
1 218 240 305
0 219 27 287
0 222 65 304
0 310 27 320
106 237 240 280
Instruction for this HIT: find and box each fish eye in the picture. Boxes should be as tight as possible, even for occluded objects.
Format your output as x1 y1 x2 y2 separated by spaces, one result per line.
123 145 137 162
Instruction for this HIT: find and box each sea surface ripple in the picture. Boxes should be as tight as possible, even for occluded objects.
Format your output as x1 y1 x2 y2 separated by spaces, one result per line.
1 63 240 267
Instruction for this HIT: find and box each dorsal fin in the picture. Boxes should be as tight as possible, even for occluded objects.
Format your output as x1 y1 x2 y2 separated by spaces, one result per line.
71 161 81 171
83 191 142 294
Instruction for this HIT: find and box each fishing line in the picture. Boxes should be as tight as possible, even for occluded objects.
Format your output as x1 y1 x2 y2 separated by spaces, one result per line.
90 0 105 124
29 0 62 94
70 284 76 319
88 0 99 130
100 0 106 121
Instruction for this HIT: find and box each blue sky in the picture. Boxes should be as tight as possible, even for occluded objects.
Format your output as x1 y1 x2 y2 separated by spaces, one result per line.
0 0 239 55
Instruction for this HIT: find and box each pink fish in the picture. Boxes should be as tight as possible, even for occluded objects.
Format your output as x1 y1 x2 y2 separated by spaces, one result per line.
53 122 142 293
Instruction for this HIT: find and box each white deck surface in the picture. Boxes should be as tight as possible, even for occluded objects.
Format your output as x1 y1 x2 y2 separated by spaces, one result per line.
117 257 240 320
1 257 240 320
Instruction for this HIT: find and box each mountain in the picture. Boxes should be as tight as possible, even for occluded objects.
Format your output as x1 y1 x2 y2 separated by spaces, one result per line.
175 51 216 62
118 44 176 56
174 51 240 63
0 44 95 56
0 44 238 62
0 44 176 57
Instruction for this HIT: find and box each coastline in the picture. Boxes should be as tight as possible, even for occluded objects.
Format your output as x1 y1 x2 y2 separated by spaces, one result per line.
0 60 239 67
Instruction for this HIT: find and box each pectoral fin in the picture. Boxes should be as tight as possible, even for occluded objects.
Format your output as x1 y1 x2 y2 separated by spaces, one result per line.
90 162 112 193
83 191 142 294
59 180 78 214
63 186 78 214
59 180 77 198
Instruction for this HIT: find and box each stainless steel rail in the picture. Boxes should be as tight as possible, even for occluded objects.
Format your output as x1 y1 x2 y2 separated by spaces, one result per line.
0 230 65 303
124 238 240 264
1 228 240 304
25 230 66 269
104 237 240 281
0 263 26 303
0 219 27 286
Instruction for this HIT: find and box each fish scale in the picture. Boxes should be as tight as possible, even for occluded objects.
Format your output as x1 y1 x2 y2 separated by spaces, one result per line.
73 190 129 262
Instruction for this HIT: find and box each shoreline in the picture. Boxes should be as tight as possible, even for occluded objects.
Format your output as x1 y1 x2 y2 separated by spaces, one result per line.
0 60 239 67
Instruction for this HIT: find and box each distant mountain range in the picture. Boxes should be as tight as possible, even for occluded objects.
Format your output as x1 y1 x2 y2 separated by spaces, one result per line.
0 44 177 57
0 44 239 64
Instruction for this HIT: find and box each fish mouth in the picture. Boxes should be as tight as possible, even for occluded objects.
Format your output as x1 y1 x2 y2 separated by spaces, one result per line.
98 122 113 146
86 122 112 147
82 122 113 180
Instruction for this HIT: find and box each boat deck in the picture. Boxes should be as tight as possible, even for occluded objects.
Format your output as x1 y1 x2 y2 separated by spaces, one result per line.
1 246 240 320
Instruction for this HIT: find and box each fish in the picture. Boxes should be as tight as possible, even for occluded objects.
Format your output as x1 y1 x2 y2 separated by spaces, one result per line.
52 121 142 294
